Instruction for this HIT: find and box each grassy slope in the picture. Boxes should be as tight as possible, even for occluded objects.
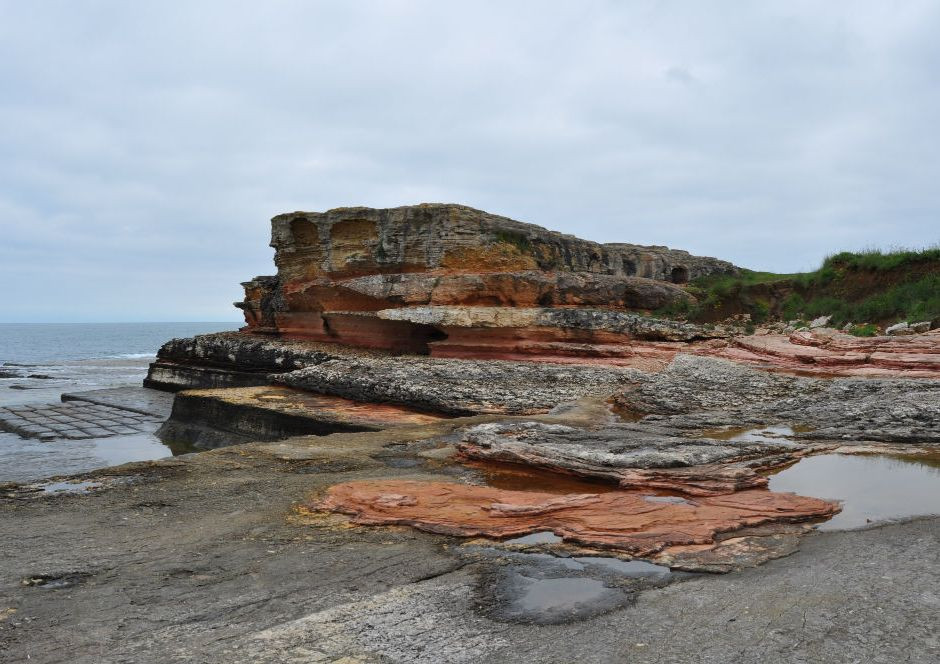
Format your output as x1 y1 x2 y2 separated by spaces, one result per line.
659 247 940 329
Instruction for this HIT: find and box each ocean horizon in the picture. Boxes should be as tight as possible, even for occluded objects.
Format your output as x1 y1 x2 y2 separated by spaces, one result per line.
0 321 242 482
0 321 241 365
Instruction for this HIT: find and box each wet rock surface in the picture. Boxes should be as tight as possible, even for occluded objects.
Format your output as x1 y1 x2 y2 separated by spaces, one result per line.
467 548 676 624
0 400 164 441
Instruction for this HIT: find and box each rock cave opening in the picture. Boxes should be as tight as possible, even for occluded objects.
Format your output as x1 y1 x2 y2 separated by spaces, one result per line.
671 266 690 284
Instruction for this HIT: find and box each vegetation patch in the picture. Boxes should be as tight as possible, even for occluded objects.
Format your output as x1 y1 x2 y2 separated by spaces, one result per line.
493 230 533 254
659 247 940 327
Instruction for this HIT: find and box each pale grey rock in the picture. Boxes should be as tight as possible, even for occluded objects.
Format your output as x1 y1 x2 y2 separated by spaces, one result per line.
276 356 643 415
617 355 940 444
458 420 802 474
886 322 912 335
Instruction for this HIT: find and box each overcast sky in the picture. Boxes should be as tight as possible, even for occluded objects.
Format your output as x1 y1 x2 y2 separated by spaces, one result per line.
2 1 939 322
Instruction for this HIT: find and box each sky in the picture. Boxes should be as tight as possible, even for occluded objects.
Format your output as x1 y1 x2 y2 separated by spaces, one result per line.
2 1 939 322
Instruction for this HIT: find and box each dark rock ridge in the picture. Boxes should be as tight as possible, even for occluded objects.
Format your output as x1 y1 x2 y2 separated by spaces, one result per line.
144 332 362 392
146 332 643 416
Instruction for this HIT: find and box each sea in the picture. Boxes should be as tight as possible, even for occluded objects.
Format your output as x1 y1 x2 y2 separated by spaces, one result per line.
0 322 240 483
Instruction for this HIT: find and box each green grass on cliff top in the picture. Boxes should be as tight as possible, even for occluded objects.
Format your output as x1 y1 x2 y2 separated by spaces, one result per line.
667 246 940 328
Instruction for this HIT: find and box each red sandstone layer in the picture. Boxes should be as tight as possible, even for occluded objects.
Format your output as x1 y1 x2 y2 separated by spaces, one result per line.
709 330 940 378
312 480 840 557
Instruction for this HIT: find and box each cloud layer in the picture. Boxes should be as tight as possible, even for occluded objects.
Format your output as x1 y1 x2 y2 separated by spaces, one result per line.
2 1 938 321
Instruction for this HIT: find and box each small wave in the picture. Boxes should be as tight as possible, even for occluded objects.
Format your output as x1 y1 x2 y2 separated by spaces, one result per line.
109 353 157 359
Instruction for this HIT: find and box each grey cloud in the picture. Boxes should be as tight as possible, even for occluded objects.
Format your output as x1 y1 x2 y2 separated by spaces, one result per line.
1 0 938 321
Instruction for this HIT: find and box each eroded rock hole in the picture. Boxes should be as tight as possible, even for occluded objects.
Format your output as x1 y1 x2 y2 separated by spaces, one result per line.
671 266 690 284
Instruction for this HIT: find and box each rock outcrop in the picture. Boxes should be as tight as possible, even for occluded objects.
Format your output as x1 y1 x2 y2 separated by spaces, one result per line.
312 480 839 557
146 332 643 415
276 356 642 415
711 328 940 378
235 204 738 355
157 386 448 448
455 421 809 496
613 354 940 444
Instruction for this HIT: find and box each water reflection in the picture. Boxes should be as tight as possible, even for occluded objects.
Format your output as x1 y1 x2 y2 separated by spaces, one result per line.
701 424 812 446
768 453 940 530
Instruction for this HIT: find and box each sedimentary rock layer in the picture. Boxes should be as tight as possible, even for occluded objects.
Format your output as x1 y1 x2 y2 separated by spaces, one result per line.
266 204 737 283
313 480 839 557
711 329 940 378
279 271 696 311
157 386 448 448
235 204 737 350
277 356 642 415
455 421 808 495
145 332 643 415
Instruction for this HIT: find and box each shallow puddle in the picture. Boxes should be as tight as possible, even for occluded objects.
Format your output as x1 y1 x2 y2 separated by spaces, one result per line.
40 480 101 494
573 557 671 578
466 460 620 494
504 531 563 545
515 576 613 612
91 433 180 466
702 424 811 446
768 453 940 530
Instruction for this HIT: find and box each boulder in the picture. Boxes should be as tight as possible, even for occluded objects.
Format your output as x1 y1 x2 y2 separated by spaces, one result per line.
886 322 912 336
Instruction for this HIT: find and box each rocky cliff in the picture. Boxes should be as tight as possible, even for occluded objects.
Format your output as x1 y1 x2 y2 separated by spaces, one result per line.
235 204 738 356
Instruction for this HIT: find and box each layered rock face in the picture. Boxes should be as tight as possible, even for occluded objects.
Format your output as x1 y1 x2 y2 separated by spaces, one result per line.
715 328 940 378
235 204 737 356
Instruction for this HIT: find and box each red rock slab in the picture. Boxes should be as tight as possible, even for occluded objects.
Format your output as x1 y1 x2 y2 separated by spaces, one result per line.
707 331 940 378
429 327 683 370
312 480 840 557
616 465 771 496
